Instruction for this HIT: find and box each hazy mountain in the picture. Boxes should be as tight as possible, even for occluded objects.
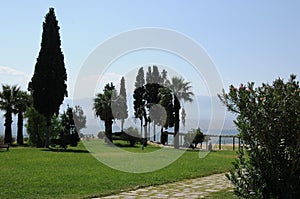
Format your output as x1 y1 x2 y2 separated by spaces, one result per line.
0 95 236 138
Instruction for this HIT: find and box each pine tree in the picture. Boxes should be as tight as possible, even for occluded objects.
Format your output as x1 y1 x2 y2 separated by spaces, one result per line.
28 8 67 148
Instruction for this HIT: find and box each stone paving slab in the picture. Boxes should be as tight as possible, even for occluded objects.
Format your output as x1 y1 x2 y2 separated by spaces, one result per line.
96 173 232 199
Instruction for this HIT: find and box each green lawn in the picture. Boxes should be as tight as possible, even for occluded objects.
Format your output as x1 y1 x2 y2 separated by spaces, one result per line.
207 189 238 198
0 141 235 199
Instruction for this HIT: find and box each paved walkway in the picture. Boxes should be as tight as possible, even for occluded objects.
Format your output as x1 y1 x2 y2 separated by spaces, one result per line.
98 173 232 199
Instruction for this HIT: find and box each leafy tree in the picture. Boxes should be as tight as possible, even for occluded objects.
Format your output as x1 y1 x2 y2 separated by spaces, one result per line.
28 8 68 148
122 127 141 147
58 106 80 149
184 128 204 149
15 91 32 145
158 86 174 144
114 77 128 132
0 85 20 144
219 75 300 198
145 66 166 141
166 77 194 149
25 107 61 147
72 105 86 133
93 83 115 142
133 67 147 145
25 107 46 147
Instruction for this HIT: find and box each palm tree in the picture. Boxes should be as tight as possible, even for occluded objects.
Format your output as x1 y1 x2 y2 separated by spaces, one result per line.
0 85 20 144
166 77 194 149
93 83 115 142
15 91 32 145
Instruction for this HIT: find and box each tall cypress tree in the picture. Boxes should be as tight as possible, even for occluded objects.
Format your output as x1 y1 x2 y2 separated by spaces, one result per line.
133 67 147 144
119 77 128 131
28 8 68 148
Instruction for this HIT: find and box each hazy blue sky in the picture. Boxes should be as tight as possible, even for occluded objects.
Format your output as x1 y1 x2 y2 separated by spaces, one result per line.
1 0 300 98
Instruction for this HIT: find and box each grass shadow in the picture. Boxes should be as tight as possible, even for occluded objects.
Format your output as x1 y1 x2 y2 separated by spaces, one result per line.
42 147 90 153
113 142 139 148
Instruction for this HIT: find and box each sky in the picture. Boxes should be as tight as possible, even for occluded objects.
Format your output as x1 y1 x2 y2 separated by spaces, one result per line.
1 1 300 133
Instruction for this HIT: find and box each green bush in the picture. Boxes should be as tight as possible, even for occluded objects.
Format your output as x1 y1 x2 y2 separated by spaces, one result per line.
219 75 300 198
122 127 141 146
97 131 106 139
184 128 205 149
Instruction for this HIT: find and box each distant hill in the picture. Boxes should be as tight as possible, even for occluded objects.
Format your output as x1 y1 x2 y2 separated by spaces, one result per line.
0 95 236 138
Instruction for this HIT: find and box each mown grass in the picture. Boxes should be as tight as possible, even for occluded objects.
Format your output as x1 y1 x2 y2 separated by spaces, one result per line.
207 188 238 198
0 141 235 199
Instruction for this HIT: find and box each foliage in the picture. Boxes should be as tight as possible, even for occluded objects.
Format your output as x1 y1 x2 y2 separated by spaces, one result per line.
72 105 86 133
184 128 205 149
113 77 128 131
158 87 174 144
25 107 61 147
93 83 115 142
122 127 141 146
219 74 300 198
0 85 20 144
133 67 147 144
25 107 46 147
53 106 80 149
0 143 235 199
97 131 106 139
28 8 67 148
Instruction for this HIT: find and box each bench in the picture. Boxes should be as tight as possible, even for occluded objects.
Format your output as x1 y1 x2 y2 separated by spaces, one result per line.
0 144 10 151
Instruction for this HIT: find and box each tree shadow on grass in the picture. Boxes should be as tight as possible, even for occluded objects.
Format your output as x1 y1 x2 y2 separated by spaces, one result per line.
113 142 139 148
41 148 90 153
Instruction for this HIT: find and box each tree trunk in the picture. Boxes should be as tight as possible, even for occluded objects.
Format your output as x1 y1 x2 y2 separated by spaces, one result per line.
121 119 124 132
4 111 13 144
174 96 180 149
17 112 24 145
153 123 156 142
160 127 168 145
143 119 148 146
44 116 51 148
148 121 150 140
140 118 143 137
105 120 113 142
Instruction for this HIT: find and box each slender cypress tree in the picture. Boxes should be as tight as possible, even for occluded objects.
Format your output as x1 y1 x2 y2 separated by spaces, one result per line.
133 67 147 144
28 8 68 148
119 77 128 131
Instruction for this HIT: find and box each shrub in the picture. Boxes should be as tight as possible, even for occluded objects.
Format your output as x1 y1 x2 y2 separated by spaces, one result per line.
219 75 300 198
184 128 205 149
0 135 4 144
97 131 106 139
122 127 141 146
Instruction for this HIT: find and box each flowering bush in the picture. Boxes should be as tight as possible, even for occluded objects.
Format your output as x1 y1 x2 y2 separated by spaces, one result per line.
219 75 300 198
